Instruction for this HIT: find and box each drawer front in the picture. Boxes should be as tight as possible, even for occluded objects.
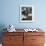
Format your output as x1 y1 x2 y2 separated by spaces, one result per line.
24 32 44 36
3 32 23 36
3 36 23 46
32 44 44 46
3 43 23 46
3 32 24 46
32 36 45 44
3 36 23 44
24 36 45 46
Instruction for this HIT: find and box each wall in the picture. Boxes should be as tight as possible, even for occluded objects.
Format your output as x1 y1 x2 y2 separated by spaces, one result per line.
0 0 46 29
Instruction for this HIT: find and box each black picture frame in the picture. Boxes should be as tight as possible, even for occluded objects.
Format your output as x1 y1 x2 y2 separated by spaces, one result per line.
20 5 34 22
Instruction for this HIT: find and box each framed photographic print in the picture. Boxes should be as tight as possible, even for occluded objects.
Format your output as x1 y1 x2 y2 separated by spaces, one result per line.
20 5 34 22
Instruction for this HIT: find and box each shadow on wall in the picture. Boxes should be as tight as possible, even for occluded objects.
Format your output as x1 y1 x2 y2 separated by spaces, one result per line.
0 24 7 43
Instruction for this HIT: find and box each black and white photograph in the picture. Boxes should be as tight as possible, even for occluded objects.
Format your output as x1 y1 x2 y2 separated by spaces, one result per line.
20 5 34 22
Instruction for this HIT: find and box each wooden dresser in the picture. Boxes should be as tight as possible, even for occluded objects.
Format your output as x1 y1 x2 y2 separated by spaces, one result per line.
2 29 45 46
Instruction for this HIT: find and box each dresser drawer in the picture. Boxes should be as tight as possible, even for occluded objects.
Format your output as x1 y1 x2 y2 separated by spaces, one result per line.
3 35 23 44
32 44 44 46
3 43 23 46
3 32 23 36
24 32 44 36
3 36 23 46
32 36 45 44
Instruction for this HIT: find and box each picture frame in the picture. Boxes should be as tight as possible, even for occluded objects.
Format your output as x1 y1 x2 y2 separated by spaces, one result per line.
20 5 34 22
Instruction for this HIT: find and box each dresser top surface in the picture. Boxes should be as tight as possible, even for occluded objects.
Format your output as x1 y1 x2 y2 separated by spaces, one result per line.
3 29 45 33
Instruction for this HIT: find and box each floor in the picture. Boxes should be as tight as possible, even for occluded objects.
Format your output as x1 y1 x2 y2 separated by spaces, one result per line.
0 44 2 46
